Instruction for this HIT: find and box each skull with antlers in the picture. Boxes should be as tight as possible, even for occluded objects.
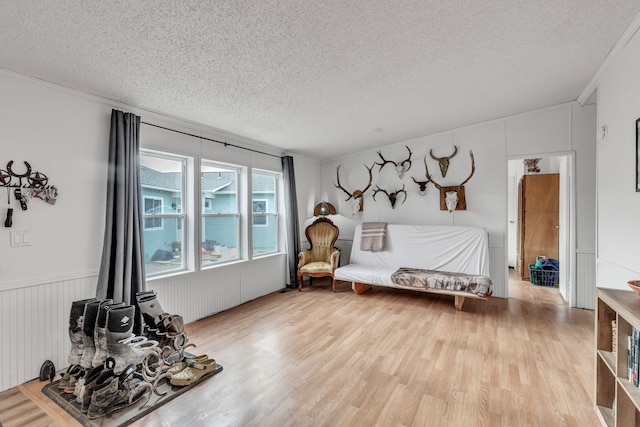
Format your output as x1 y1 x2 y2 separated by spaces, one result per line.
430 145 458 177
372 184 407 209
412 177 430 196
375 145 412 178
335 164 374 215
424 150 475 212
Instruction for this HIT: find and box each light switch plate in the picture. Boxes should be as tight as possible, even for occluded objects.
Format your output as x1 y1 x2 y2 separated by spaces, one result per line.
10 231 31 247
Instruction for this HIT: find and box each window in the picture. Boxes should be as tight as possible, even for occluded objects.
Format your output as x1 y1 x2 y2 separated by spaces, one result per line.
252 171 278 256
140 147 283 279
140 151 186 277
201 162 240 267
144 196 163 230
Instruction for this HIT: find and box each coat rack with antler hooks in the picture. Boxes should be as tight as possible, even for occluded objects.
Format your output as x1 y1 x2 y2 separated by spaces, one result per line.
0 161 58 225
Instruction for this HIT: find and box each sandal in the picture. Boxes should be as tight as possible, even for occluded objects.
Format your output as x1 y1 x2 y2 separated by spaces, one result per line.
185 354 208 362
169 358 216 387
167 354 208 375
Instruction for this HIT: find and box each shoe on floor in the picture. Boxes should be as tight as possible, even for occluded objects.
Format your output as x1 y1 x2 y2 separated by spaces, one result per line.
86 364 149 419
169 358 216 387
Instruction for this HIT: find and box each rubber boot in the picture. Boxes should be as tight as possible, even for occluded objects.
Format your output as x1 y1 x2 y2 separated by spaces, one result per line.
91 302 126 368
80 300 112 369
67 298 98 366
106 305 156 373
136 291 164 338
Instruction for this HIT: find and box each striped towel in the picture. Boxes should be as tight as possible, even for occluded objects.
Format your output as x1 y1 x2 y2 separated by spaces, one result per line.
360 222 387 252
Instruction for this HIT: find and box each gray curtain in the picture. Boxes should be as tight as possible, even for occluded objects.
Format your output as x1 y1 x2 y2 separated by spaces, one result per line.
282 156 301 288
96 109 145 331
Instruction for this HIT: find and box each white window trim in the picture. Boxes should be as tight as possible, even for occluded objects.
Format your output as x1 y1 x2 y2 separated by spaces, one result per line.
141 149 188 278
200 161 242 268
251 170 280 257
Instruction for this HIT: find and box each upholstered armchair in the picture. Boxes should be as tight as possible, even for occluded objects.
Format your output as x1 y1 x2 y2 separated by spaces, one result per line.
298 218 340 292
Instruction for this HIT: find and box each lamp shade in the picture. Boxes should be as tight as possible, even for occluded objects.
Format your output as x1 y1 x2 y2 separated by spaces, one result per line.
313 201 336 216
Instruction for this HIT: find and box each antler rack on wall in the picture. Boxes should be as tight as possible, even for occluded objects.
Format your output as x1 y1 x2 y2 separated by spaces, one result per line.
0 161 58 205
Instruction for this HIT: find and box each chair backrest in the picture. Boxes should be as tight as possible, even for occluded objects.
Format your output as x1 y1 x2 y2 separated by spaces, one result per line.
305 218 339 262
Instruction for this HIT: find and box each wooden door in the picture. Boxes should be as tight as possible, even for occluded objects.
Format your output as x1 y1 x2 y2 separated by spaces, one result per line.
517 174 559 280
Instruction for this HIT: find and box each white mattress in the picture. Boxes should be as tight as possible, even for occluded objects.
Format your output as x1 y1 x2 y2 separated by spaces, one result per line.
333 264 395 286
334 224 490 283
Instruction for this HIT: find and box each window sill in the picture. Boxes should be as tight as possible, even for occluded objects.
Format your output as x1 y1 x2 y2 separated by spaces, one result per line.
251 251 285 260
147 254 285 282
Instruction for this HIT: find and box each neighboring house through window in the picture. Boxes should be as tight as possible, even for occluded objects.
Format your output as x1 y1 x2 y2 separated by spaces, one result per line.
201 162 240 268
252 199 268 226
140 151 186 277
144 196 163 230
252 170 278 256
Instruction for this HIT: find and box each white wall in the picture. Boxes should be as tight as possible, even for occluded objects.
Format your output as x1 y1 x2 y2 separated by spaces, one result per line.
303 103 596 302
596 25 640 289
0 71 288 392
0 74 109 288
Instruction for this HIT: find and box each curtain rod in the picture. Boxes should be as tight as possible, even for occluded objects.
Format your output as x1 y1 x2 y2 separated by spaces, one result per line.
141 121 283 159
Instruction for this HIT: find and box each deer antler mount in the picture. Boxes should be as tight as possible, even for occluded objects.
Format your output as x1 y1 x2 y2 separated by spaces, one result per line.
372 184 407 209
335 164 374 214
375 145 412 178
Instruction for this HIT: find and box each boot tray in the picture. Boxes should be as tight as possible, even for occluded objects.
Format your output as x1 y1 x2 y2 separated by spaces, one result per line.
42 362 223 426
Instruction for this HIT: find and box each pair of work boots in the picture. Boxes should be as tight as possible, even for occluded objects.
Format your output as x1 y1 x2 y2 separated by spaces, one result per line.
67 298 158 375
68 291 188 372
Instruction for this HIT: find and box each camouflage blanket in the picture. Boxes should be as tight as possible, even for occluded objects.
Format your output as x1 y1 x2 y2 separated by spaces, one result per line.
390 267 492 297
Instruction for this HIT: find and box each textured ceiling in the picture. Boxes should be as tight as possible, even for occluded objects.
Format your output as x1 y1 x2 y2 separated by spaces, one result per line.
1 1 639 160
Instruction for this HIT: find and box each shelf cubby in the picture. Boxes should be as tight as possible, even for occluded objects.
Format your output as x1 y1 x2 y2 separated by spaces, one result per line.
596 288 640 426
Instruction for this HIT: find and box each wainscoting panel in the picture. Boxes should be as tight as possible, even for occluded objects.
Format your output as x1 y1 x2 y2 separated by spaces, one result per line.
240 254 287 303
576 251 596 309
489 246 507 298
149 254 287 325
0 275 97 393
0 254 289 393
334 239 354 266
149 267 242 326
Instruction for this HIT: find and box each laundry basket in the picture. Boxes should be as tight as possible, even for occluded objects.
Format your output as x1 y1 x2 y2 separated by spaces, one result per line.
528 264 559 287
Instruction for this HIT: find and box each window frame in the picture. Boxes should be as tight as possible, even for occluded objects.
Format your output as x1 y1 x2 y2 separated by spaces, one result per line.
140 150 187 278
200 161 241 268
251 169 280 257
140 145 284 280
252 199 268 227
143 196 164 230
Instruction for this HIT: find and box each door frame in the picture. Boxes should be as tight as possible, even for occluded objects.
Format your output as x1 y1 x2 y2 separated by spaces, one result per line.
506 151 576 306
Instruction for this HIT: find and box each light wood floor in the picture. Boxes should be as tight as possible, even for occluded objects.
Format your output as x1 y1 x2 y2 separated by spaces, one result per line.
4 270 598 427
